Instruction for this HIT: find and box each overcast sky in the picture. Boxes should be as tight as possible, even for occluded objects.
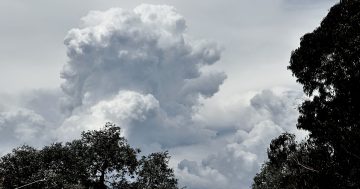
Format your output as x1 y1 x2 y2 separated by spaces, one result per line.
0 0 338 188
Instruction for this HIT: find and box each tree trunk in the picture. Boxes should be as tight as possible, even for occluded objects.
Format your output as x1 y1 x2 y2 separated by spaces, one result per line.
98 160 108 189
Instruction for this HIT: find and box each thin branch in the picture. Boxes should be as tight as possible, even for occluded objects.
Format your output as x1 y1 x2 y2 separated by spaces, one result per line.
291 157 319 173
15 179 45 189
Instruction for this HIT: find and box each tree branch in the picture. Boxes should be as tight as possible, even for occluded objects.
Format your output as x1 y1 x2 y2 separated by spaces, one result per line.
291 157 319 173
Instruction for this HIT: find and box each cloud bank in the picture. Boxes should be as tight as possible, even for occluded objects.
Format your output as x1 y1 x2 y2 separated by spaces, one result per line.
176 89 303 189
0 4 305 189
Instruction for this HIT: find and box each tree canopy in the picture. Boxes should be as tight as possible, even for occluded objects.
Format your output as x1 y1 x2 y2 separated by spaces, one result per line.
253 0 360 188
0 123 181 189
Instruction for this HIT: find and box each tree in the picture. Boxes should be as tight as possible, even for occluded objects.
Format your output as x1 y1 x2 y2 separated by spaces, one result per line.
254 0 360 188
0 144 88 188
70 123 139 188
0 123 181 189
40 142 86 188
288 0 360 187
253 134 336 189
134 152 179 189
289 0 360 148
0 146 43 188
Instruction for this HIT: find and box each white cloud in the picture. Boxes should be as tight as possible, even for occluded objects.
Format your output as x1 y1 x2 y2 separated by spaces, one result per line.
57 5 225 151
0 108 50 155
61 4 225 116
0 3 313 189
176 89 305 189
57 90 159 141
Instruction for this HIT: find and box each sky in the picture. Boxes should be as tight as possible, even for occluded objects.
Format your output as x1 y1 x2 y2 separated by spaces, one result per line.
0 0 338 188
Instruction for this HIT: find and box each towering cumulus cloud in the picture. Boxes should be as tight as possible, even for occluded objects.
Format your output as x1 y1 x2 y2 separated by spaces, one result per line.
0 4 305 188
59 4 226 147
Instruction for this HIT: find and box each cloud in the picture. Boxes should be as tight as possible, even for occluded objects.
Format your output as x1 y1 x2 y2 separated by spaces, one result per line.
0 4 308 189
179 121 282 189
0 108 50 155
176 89 304 189
57 90 159 141
1 4 225 155
0 89 65 155
19 89 65 125
56 4 225 150
194 89 303 135
61 4 225 116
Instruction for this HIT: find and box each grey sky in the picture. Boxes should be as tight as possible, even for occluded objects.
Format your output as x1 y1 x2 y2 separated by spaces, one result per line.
0 0 337 93
0 0 338 188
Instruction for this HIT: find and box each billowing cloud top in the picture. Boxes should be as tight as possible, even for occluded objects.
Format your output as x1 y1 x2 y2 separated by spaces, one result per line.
56 4 227 158
61 4 225 116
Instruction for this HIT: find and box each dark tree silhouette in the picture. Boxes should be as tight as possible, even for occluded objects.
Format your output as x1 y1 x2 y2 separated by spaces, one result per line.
134 152 179 189
0 123 181 189
254 0 360 188
0 146 43 188
71 123 139 188
253 134 336 188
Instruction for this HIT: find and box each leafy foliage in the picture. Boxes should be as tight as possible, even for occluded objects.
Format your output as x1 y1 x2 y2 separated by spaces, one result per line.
71 123 139 188
0 146 43 188
135 152 179 189
253 134 336 189
0 123 181 189
253 0 360 188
